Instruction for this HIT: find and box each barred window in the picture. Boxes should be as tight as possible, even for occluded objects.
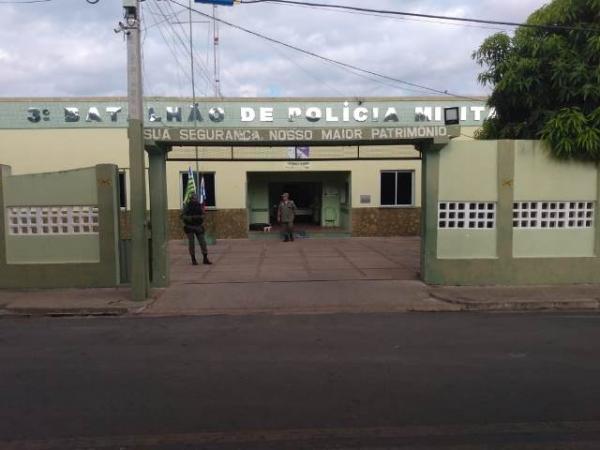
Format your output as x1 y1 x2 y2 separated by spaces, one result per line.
438 202 495 229
8 206 99 235
513 201 594 229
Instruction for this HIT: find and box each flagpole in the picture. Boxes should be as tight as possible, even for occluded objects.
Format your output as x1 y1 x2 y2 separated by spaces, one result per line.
188 0 200 197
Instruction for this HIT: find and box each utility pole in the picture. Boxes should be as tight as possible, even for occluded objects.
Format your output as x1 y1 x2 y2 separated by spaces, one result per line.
118 0 149 300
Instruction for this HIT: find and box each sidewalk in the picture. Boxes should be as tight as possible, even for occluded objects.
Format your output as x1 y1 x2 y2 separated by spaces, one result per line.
0 288 156 317
1 238 600 317
429 285 600 311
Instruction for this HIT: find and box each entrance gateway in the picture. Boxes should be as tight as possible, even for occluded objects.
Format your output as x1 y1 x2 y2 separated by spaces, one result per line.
141 104 460 289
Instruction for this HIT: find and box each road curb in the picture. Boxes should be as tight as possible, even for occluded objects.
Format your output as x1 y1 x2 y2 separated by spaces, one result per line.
4 306 130 317
429 292 600 311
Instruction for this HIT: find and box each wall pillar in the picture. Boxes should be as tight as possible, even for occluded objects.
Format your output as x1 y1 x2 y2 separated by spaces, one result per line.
496 140 515 268
147 145 170 288
420 143 443 283
0 165 12 272
595 161 600 257
96 164 121 285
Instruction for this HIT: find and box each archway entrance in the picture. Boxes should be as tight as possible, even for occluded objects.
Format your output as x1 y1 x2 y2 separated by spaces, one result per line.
141 123 457 290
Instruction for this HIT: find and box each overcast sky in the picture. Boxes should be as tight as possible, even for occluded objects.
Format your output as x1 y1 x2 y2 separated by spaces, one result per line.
0 0 549 98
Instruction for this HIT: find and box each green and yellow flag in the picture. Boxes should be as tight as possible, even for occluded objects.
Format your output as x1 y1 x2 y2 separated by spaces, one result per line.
184 167 196 204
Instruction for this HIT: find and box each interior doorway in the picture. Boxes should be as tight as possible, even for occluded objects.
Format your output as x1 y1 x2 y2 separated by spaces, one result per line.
268 182 322 225
247 171 351 238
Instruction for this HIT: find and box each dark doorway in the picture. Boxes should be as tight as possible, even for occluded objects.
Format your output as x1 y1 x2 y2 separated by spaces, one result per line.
269 182 322 224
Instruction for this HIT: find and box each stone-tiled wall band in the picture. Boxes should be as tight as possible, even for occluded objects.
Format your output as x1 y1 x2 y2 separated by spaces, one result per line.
351 207 421 236
120 207 421 239
120 209 248 240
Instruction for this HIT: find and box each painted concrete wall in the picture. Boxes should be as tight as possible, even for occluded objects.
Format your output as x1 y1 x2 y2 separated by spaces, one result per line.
423 140 600 285
512 140 597 258
4 167 98 206
514 140 597 201
0 164 121 288
4 167 99 264
436 139 498 259
0 129 422 212
167 148 421 211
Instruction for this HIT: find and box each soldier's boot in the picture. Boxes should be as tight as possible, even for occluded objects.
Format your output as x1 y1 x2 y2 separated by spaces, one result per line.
203 254 212 265
191 254 198 265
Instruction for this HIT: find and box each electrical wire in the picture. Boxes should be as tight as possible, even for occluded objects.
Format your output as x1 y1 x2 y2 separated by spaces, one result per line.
145 0 194 93
241 0 600 33
152 0 213 88
164 0 214 86
156 1 210 86
143 5 187 31
265 40 348 96
267 2 511 33
0 0 51 3
169 0 483 101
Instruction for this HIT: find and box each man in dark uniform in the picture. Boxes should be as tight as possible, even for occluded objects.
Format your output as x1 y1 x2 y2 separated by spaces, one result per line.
181 193 212 265
277 192 297 242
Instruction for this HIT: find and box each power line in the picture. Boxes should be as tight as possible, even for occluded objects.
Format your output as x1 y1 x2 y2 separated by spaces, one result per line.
145 0 194 92
241 0 600 33
168 0 483 101
151 0 213 88
155 0 213 85
0 0 51 3
164 0 214 85
143 4 186 31
265 40 347 97
268 2 511 33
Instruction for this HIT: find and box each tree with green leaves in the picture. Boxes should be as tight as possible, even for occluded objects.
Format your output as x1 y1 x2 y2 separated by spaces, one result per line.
472 0 600 160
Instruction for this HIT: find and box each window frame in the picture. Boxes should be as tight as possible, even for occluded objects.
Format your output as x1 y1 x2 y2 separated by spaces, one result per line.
118 170 127 209
380 170 415 207
180 171 216 209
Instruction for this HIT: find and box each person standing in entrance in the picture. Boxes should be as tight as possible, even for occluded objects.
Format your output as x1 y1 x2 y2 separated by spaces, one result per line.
181 193 212 265
277 192 297 242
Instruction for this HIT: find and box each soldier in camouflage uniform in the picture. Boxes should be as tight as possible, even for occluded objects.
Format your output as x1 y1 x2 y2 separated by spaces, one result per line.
277 192 297 242
181 193 212 265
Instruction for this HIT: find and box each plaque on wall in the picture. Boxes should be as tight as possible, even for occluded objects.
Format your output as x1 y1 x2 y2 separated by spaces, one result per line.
360 195 371 204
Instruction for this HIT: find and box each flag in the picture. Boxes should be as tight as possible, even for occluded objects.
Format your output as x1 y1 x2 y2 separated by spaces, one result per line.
199 174 207 211
296 146 310 159
183 167 196 204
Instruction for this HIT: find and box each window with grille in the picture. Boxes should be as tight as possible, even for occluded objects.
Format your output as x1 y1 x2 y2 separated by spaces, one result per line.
7 206 99 235
380 171 414 206
438 202 496 229
513 201 594 229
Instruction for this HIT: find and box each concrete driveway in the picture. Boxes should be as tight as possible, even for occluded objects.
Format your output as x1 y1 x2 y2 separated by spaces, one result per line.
169 237 420 284
141 237 445 316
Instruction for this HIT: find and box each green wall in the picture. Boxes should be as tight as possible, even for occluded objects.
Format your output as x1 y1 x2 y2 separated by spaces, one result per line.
422 140 600 285
513 229 595 258
0 164 121 288
437 230 497 259
514 140 597 201
438 140 498 201
4 167 97 206
6 235 100 264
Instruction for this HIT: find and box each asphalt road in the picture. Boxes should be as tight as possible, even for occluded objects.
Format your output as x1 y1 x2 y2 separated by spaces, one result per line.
1 312 600 449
